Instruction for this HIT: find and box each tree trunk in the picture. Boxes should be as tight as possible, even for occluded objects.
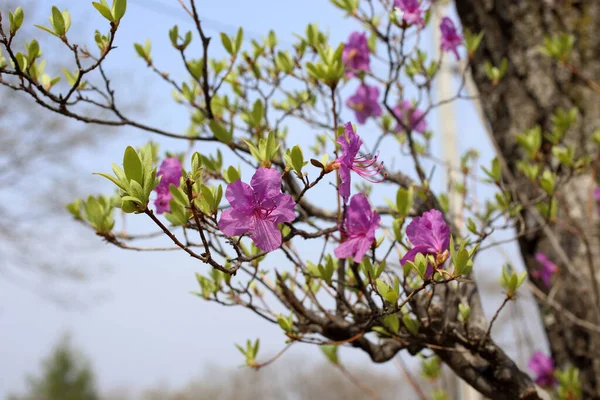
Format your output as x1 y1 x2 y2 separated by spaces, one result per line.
455 0 600 397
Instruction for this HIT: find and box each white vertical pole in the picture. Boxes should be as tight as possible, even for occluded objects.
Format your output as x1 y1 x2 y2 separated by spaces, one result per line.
431 2 482 400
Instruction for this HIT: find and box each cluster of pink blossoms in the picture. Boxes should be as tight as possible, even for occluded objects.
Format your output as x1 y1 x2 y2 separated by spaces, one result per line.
154 157 182 214
528 352 556 388
149 8 465 262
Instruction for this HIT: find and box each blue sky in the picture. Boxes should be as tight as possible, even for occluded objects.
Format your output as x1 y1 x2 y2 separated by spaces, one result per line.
0 0 548 397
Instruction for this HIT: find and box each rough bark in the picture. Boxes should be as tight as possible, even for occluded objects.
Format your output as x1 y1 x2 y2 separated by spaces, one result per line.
455 0 600 397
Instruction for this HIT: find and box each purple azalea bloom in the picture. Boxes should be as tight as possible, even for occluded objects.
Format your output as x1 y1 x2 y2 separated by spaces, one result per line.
532 252 559 288
595 187 600 215
528 352 556 387
218 168 296 252
400 209 450 277
440 17 463 60
393 100 427 134
394 0 425 28
154 157 183 214
342 32 370 78
334 122 384 203
334 193 381 263
346 84 382 124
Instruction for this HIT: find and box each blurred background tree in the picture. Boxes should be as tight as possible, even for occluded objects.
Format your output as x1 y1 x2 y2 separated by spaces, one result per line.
0 0 141 308
7 334 100 400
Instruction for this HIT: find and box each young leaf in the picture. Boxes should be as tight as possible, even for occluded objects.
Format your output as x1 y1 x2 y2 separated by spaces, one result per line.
93 2 114 21
123 146 143 184
112 0 127 22
50 6 66 36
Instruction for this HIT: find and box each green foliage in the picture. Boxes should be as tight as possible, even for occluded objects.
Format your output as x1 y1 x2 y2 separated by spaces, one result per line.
360 258 385 281
481 157 501 184
92 0 127 24
9 7 25 36
34 6 71 38
94 145 160 213
449 236 477 277
134 39 152 64
277 314 295 333
320 344 339 365
484 58 507 85
403 252 429 279
556 366 582 400
375 277 400 304
235 339 260 367
542 33 575 62
402 312 419 335
547 107 578 144
500 264 527 297
284 145 307 177
192 271 226 299
329 0 358 13
245 131 280 166
458 303 471 322
305 43 345 88
515 126 542 160
421 355 442 379
464 28 484 57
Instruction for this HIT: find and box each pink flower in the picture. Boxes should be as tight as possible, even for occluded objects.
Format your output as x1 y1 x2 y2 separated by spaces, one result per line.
342 32 370 78
528 352 556 388
334 194 381 263
218 168 296 252
532 252 559 288
154 157 182 214
400 209 450 277
393 100 427 134
334 122 384 203
440 17 462 60
346 84 382 124
394 0 425 28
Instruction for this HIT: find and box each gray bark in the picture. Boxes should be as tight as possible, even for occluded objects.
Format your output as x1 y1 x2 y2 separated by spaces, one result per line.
455 0 600 397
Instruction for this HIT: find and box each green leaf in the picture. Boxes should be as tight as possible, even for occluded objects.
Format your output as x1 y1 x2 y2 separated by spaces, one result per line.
50 6 66 36
225 165 240 183
200 185 215 212
34 24 57 37
396 186 414 217
134 43 146 59
169 25 179 48
220 33 233 55
9 7 25 35
382 314 399 334
93 172 126 191
402 314 419 335
320 345 339 365
169 184 188 206
112 0 127 22
209 120 232 143
234 27 244 54
92 2 114 22
62 10 71 33
123 146 143 184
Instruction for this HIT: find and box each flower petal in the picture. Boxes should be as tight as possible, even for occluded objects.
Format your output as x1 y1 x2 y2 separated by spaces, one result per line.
406 209 449 253
334 237 360 260
400 245 429 265
345 193 373 232
251 168 282 200
218 209 253 237
352 235 373 263
225 180 254 211
338 164 351 202
250 217 282 252
270 193 296 223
